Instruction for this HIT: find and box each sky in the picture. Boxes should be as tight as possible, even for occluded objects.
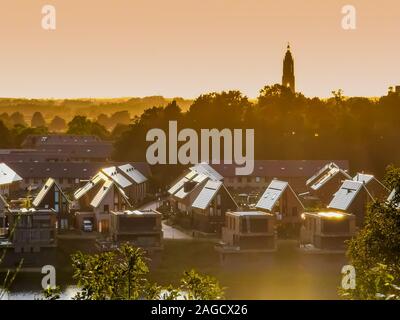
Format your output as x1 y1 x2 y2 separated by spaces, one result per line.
0 0 398 99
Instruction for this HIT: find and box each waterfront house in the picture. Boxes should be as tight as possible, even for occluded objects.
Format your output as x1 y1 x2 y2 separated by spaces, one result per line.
255 179 305 236
300 211 356 252
168 162 237 234
220 211 276 252
305 162 351 205
74 171 131 233
0 208 57 253
32 178 71 231
327 180 374 226
108 209 163 250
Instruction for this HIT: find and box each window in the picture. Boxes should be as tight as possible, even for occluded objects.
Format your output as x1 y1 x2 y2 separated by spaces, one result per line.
247 177 252 183
255 177 261 183
217 194 221 206
104 205 109 213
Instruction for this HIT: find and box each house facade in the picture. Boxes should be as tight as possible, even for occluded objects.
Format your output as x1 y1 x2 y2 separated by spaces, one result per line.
300 211 356 251
1 208 57 253
32 178 71 231
221 211 276 252
74 172 131 233
256 179 305 237
109 209 163 249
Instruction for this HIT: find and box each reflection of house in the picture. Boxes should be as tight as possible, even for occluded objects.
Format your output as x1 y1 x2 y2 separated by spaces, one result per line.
1 208 57 253
74 171 131 233
0 163 23 196
352 173 389 200
300 211 356 252
211 160 350 193
168 162 237 234
32 178 71 231
256 180 305 227
327 180 374 226
220 211 276 252
306 162 351 205
109 210 163 249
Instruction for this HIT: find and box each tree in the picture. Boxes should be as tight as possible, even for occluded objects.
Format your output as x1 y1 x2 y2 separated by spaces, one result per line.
31 112 46 128
341 166 400 299
49 116 67 132
10 112 27 127
180 269 225 300
70 243 224 300
67 115 109 139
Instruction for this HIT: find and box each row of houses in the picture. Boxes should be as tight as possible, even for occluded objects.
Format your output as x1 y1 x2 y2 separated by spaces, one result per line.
168 161 394 253
0 161 158 256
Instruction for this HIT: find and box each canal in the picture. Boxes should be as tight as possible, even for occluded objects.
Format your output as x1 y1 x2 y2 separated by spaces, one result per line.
3 239 347 300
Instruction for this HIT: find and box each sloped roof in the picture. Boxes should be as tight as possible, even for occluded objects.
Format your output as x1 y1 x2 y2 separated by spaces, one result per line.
353 173 374 185
0 163 23 185
102 166 132 188
190 162 223 181
328 180 370 211
74 171 109 200
256 180 289 211
90 179 114 208
32 177 70 207
118 164 147 184
306 162 351 190
191 180 223 210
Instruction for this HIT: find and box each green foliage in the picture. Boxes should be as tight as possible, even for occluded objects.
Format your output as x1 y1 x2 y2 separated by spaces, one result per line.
71 244 149 300
49 116 67 132
31 112 46 128
70 243 224 300
67 116 109 139
41 286 62 300
180 269 225 300
341 168 400 299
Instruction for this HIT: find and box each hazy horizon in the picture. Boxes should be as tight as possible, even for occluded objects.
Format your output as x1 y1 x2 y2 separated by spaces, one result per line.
0 0 399 99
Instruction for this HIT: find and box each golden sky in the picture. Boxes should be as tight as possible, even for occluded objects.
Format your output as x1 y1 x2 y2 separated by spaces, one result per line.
0 0 398 98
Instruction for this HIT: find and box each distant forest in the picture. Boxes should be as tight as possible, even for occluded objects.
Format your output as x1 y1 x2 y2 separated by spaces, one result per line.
0 96 193 124
0 85 399 183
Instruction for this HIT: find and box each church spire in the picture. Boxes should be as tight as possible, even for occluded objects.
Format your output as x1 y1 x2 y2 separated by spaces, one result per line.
282 43 295 93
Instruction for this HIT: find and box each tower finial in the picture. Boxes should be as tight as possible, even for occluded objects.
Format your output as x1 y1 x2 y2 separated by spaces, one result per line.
287 42 291 50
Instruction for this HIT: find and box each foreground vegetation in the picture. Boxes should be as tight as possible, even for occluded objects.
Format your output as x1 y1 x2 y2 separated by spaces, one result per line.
341 165 400 300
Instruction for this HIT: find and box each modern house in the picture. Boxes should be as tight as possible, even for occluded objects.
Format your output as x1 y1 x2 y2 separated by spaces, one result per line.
305 162 351 205
107 209 163 250
352 173 389 200
327 180 374 226
168 162 237 234
211 160 350 193
101 164 148 205
0 208 57 253
300 211 356 252
32 178 71 231
255 179 305 236
219 211 276 252
74 171 131 233
0 163 23 196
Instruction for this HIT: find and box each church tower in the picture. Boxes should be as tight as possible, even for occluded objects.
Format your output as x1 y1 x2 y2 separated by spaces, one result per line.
282 44 295 93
